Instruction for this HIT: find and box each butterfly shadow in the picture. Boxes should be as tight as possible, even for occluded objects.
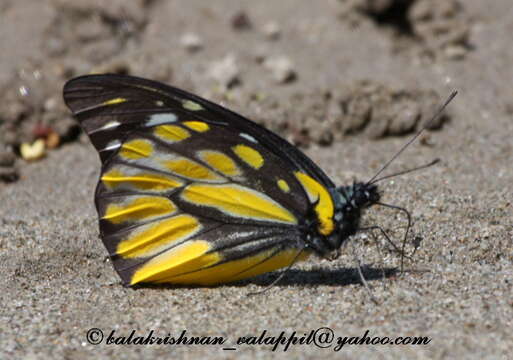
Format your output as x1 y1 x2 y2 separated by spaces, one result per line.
241 265 399 288
134 266 398 290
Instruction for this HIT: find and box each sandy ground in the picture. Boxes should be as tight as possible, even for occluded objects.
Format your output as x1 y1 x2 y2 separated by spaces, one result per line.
1 1 512 359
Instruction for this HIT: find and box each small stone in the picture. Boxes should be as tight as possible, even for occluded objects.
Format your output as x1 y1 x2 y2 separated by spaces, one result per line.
44 97 59 112
0 166 19 183
444 45 467 60
0 151 16 167
180 33 203 52
90 59 131 75
480 227 491 239
253 45 270 64
207 54 240 89
263 56 296 84
262 22 281 40
2 129 19 146
46 131 61 149
20 139 46 161
504 102 513 115
420 134 436 147
231 11 252 30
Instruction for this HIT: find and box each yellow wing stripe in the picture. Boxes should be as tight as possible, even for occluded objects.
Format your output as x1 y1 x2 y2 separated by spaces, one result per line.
198 150 241 177
130 240 217 284
102 97 127 106
103 197 176 224
154 125 191 142
183 121 209 132
294 172 335 236
117 214 201 258
232 144 264 169
277 179 290 193
181 183 297 224
119 139 153 160
102 169 183 191
212 248 311 285
138 247 310 285
162 158 225 182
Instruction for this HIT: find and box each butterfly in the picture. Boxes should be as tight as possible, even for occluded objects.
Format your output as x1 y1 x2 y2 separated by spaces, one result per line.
63 74 454 287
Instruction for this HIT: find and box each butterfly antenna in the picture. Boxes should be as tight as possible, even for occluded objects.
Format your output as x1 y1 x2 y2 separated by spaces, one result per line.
247 246 306 296
369 158 440 185
366 90 458 186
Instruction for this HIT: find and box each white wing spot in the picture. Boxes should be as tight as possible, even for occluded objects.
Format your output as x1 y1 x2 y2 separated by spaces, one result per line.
240 133 258 143
155 100 164 107
101 140 122 152
103 121 120 129
89 121 120 134
146 113 178 127
182 100 203 111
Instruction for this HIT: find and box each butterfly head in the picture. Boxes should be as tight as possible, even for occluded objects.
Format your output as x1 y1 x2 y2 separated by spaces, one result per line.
308 182 380 260
339 182 380 210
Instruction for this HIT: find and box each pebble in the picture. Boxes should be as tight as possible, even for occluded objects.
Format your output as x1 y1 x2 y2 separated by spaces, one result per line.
0 149 19 183
262 21 281 40
207 54 240 88
263 56 296 84
0 151 16 167
45 131 60 149
231 11 252 30
445 45 467 60
0 166 19 183
180 32 203 53
20 139 46 161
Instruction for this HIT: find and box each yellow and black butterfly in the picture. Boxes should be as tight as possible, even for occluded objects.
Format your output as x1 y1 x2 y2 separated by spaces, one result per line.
63 74 454 287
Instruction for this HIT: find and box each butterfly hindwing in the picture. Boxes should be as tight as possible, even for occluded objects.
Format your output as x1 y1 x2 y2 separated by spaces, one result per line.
63 74 339 285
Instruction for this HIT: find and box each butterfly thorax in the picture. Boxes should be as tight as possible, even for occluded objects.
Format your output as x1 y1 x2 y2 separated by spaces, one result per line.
307 183 380 260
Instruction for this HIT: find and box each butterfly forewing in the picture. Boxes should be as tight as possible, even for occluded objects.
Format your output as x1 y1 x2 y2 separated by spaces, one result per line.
63 75 338 285
64 75 335 186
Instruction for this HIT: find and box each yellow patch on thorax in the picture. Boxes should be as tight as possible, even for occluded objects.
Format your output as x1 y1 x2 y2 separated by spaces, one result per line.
294 172 335 236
